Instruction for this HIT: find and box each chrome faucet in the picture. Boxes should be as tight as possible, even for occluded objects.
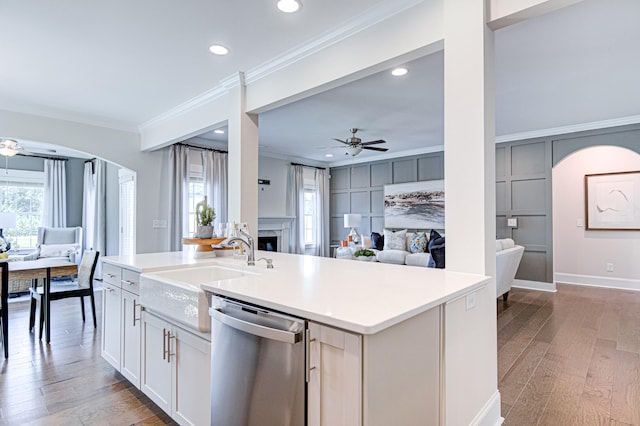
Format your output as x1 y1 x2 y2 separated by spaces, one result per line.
227 229 256 266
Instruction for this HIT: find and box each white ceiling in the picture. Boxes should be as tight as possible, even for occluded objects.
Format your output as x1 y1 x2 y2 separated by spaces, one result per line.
1 0 639 164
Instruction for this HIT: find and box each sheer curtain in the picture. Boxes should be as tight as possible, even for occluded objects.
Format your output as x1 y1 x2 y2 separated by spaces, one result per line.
167 145 190 251
43 159 67 227
202 150 228 231
286 164 305 254
312 168 327 257
82 159 106 276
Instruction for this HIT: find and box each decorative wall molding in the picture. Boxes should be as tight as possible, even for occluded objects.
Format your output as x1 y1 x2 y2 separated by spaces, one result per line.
329 144 444 168
495 115 640 144
554 273 640 292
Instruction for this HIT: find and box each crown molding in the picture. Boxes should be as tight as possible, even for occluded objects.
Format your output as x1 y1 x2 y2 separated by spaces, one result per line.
138 85 230 131
139 0 424 134
495 115 640 143
244 0 425 85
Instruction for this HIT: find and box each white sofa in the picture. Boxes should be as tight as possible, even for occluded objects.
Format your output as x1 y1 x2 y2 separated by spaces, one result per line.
495 238 524 302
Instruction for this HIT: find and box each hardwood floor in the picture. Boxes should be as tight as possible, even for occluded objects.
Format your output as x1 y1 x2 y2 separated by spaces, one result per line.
4 282 639 425
0 290 176 425
498 284 640 426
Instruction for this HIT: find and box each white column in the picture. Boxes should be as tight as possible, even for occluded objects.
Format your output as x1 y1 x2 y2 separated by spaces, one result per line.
225 72 259 236
444 1 499 425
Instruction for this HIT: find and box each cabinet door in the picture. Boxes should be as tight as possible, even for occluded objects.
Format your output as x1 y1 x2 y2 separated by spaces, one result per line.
172 327 211 426
101 282 122 370
121 289 141 388
308 322 362 426
141 311 172 414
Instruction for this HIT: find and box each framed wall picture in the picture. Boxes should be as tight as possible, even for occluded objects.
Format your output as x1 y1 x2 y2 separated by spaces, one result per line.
585 171 640 230
384 180 444 229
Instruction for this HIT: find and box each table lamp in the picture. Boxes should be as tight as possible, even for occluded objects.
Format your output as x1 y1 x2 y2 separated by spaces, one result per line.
343 213 361 245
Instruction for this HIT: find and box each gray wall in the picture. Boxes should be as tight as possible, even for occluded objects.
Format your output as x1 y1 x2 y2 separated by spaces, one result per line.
329 152 444 245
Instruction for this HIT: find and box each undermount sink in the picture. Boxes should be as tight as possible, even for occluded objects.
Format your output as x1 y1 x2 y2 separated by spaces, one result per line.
140 265 257 332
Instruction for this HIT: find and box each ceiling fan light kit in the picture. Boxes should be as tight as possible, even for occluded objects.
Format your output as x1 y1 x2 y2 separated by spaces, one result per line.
277 0 301 13
0 139 20 157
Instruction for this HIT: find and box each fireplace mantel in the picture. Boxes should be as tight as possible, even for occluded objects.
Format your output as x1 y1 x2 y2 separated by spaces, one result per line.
257 217 295 253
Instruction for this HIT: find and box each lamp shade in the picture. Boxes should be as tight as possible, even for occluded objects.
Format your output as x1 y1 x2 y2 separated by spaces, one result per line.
0 212 17 229
343 213 361 228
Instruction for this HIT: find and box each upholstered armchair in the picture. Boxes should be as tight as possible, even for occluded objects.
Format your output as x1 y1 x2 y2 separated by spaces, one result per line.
23 227 83 264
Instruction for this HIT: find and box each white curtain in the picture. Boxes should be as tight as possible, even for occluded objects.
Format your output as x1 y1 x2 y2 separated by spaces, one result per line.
203 150 228 232
167 145 190 251
312 168 327 257
43 159 67 227
286 164 305 254
82 159 107 276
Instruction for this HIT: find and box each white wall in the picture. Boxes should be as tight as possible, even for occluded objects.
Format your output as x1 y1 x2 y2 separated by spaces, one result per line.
258 156 289 217
553 145 640 289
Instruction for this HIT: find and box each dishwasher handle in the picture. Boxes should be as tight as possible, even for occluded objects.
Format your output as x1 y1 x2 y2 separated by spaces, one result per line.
210 307 302 344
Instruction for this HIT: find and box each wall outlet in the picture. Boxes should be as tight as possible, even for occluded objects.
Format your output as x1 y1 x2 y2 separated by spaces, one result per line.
507 218 518 228
152 220 167 229
576 218 584 227
606 263 614 272
465 293 476 311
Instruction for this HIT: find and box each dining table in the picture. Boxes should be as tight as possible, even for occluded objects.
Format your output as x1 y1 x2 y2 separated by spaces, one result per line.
8 258 79 344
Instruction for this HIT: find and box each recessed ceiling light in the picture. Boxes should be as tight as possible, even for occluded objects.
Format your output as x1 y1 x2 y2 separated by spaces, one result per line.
214 129 225 134
325 154 333 158
209 44 229 55
277 0 301 13
391 67 408 77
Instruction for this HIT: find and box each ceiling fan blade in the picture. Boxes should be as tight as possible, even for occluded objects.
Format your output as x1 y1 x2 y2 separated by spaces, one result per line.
361 139 386 146
363 146 389 152
332 138 349 145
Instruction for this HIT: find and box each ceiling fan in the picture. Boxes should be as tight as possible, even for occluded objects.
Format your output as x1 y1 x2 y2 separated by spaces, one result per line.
333 128 388 156
0 138 57 157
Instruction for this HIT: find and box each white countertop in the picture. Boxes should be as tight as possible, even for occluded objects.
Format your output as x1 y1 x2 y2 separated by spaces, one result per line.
117 250 489 335
102 251 221 273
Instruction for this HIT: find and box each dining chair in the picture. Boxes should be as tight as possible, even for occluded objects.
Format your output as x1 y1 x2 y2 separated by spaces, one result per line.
29 250 99 338
1 261 8 358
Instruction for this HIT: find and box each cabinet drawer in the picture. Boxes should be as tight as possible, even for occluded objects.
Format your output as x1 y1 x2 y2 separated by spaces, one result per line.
121 268 141 295
102 263 122 287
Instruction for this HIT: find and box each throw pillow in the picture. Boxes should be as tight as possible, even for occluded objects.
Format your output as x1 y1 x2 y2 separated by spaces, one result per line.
409 232 428 253
371 232 384 250
427 229 442 252
360 235 373 249
383 229 407 251
428 236 445 268
39 243 77 258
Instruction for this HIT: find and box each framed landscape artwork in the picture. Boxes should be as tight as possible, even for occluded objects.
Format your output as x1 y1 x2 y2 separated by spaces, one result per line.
384 180 445 229
585 171 640 231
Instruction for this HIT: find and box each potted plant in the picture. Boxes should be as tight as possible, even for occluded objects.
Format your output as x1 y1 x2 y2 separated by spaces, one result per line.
353 248 376 261
195 196 216 238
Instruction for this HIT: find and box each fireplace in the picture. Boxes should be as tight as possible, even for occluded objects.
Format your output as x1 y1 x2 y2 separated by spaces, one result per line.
258 236 278 252
257 217 294 254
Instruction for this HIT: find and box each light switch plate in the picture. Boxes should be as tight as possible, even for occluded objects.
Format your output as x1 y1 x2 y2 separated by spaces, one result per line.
507 218 518 228
152 220 167 229
576 219 584 227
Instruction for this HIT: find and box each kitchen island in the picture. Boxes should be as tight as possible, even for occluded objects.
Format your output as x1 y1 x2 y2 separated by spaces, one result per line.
103 250 496 426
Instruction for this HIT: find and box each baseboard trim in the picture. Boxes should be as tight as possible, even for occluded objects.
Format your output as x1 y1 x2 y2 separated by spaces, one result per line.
554 273 640 291
513 279 556 292
470 390 504 426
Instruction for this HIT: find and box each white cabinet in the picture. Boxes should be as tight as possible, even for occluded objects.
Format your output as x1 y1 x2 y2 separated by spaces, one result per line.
100 262 142 389
308 322 362 426
101 281 121 370
120 288 141 387
141 310 211 426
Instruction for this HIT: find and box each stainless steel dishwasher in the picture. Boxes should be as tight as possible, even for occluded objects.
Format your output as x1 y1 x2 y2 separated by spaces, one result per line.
209 296 306 426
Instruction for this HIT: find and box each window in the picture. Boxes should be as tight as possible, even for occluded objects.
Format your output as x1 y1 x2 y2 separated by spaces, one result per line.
187 160 205 236
0 169 44 249
303 188 315 245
